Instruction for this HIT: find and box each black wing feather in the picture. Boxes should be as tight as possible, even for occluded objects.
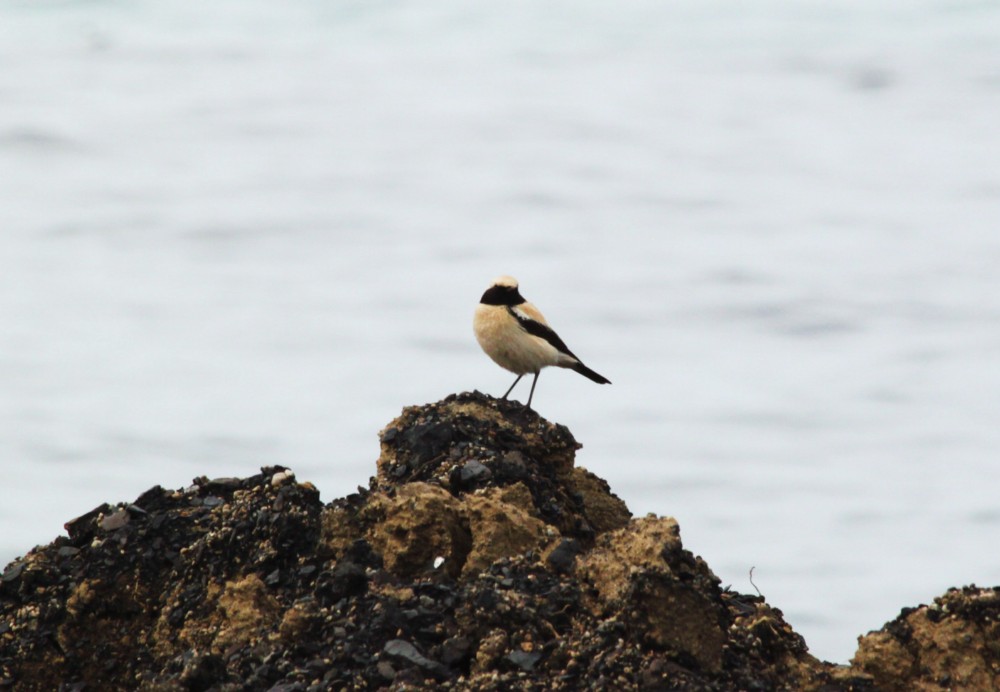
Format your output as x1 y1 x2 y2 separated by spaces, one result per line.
507 307 578 359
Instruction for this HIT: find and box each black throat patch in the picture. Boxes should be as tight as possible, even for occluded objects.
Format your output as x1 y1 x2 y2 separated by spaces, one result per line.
480 285 525 306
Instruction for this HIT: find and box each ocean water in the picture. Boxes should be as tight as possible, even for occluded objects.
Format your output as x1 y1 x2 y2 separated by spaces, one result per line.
3 0 1000 664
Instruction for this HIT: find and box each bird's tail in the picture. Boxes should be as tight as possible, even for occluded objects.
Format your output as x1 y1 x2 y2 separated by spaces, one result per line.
571 362 611 385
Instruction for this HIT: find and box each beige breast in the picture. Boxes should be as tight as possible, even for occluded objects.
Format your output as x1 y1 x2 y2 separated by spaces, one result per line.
474 304 563 375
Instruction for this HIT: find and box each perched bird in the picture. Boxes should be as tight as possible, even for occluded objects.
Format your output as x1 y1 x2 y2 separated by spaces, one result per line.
473 275 610 408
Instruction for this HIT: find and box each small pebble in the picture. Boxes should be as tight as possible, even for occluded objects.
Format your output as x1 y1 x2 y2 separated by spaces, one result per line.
2 561 25 583
271 471 296 487
459 460 491 483
100 510 129 532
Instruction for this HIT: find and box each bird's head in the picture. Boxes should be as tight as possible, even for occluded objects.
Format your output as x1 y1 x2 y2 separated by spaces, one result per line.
480 275 525 306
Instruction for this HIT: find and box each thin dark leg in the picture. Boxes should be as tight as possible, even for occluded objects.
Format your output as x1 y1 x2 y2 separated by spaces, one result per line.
501 375 523 400
526 371 540 409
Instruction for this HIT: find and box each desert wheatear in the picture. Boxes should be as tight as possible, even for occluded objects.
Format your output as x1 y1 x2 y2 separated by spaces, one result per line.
473 275 610 408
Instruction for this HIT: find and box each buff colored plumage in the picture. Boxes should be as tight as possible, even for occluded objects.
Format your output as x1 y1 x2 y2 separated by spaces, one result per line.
473 276 610 408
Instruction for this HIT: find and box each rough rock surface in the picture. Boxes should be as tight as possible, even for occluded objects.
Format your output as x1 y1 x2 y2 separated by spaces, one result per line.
0 391 995 690
852 585 1000 691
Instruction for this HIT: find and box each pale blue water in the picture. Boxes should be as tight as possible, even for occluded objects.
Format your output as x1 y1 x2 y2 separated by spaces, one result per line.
3 0 1000 664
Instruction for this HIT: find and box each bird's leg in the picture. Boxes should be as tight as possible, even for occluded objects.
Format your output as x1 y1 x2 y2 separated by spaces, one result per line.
501 375 523 400
526 371 540 409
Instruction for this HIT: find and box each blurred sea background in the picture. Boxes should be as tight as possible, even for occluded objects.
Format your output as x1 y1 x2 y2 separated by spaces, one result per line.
2 0 1000 664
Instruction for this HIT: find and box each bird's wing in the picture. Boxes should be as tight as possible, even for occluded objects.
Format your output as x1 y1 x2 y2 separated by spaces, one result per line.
508 304 578 359
515 302 548 325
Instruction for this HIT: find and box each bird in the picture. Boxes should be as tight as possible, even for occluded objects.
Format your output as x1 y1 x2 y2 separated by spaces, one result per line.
473 275 610 408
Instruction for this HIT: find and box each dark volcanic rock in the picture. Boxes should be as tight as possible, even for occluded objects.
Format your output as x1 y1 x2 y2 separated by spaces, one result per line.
0 391 992 690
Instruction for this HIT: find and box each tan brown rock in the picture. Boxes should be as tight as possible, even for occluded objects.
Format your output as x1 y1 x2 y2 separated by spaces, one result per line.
366 483 470 579
566 467 631 534
462 489 548 576
853 586 1000 692
579 516 726 672
207 574 279 652
473 628 510 673
362 483 549 579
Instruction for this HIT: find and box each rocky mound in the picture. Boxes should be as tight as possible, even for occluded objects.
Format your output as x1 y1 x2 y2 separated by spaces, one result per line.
1 392 996 690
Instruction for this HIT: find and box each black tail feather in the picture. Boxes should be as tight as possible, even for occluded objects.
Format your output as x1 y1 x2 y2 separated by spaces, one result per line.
571 362 611 385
